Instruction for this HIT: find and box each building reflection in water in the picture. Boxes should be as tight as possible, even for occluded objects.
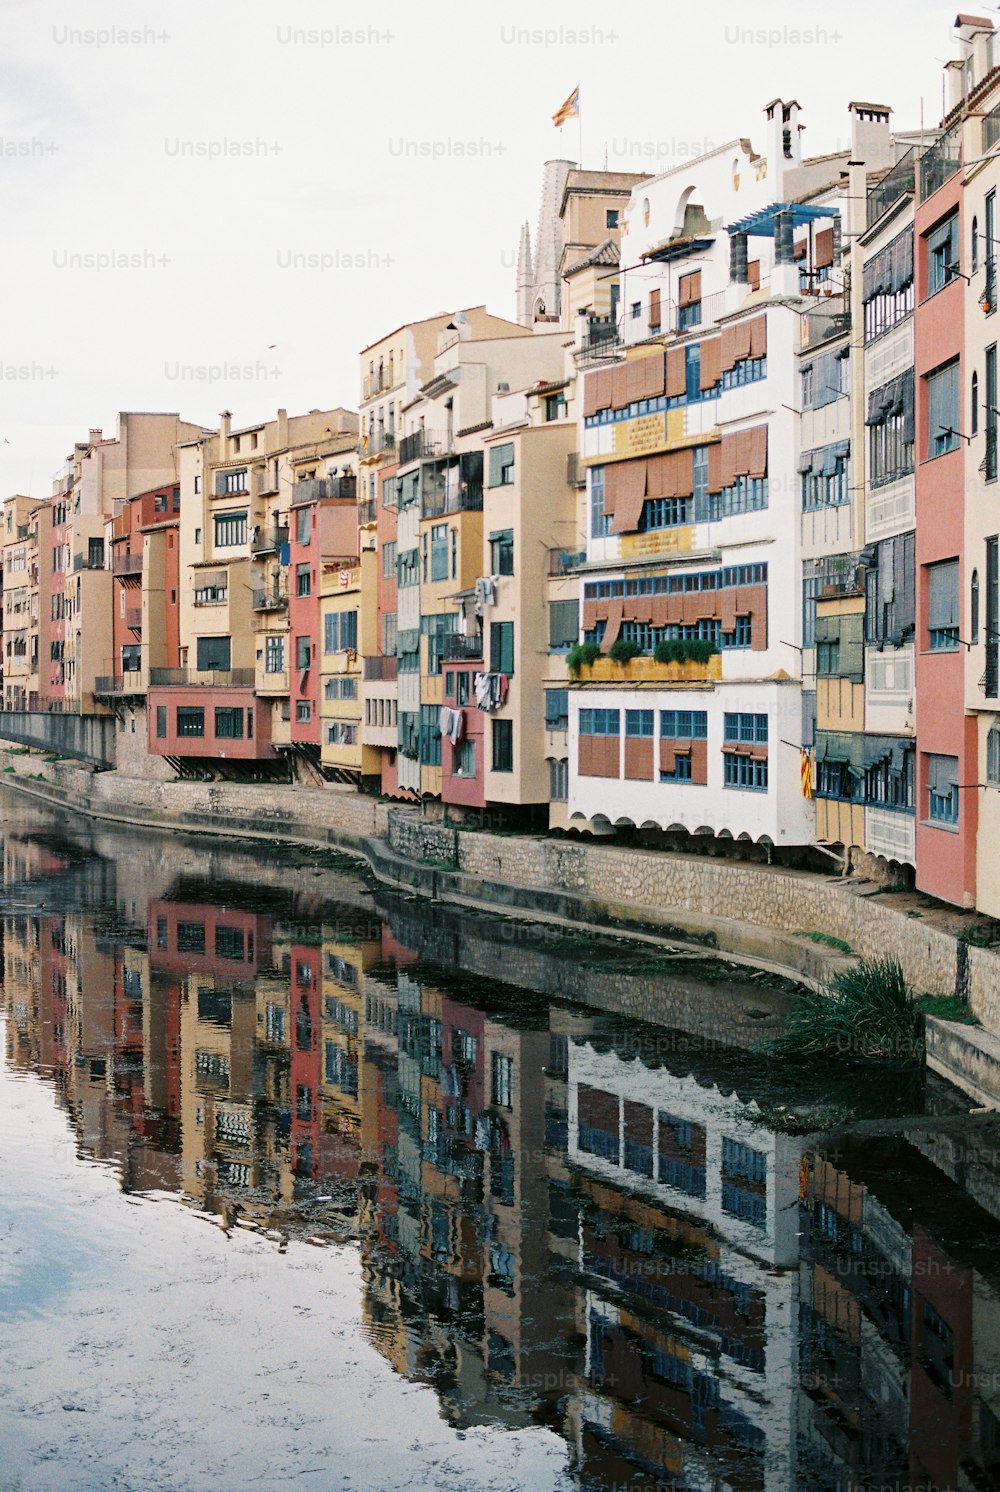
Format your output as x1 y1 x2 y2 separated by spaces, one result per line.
3 822 1000 1489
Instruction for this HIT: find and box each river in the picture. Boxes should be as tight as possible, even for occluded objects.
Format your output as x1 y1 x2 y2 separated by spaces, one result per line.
1 792 999 1491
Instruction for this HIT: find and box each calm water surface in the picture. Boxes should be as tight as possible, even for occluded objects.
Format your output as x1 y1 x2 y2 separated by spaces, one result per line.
2 794 1000 1491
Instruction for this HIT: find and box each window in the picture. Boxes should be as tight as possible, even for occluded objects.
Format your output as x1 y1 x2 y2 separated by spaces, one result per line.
397 547 419 586
196 635 230 673
488 442 515 487
927 559 960 649
382 539 397 577
685 345 701 401
381 611 397 656
295 506 310 545
492 1053 514 1107
625 709 654 737
549 600 578 650
590 466 608 539
296 563 311 597
549 758 568 800
545 391 567 421
973 371 980 436
988 724 1000 786
630 300 641 319
296 636 311 671
490 620 514 676
176 706 205 738
214 511 247 548
155 705 167 738
214 707 243 739
419 703 441 766
606 208 619 229
973 215 980 275
121 644 141 673
265 636 284 673
489 528 514 575
927 361 960 456
454 737 476 777
88 537 104 568
973 569 981 645
545 689 569 731
927 753 959 825
926 212 959 295
297 701 311 723
801 444 850 511
987 344 998 480
660 710 707 739
194 582 227 605
579 708 620 736
492 718 513 772
324 610 358 653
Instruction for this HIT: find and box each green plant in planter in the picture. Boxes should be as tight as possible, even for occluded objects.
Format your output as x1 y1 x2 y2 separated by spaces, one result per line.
607 639 643 665
653 638 719 666
567 641 602 675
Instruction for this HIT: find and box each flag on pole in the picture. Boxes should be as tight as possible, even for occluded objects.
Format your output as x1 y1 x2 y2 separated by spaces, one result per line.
552 86 580 128
801 745 814 799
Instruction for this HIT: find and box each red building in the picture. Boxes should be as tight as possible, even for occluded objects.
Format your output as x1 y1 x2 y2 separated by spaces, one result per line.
287 475 358 748
914 163 978 905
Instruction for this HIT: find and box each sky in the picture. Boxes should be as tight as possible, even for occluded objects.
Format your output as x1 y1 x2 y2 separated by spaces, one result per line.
0 0 971 496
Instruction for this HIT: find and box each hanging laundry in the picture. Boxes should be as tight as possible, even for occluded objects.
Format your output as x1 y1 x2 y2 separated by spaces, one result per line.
448 709 464 745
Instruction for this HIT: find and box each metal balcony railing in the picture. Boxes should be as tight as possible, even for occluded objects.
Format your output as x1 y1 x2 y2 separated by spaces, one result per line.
251 524 288 555
363 654 398 681
919 124 961 202
251 590 288 612
290 475 357 505
420 482 483 519
984 100 1000 154
148 667 256 688
359 431 396 459
549 548 586 576
440 634 483 662
112 552 143 576
95 673 144 695
397 429 452 466
867 146 917 229
74 552 106 573
362 368 394 400
358 497 378 525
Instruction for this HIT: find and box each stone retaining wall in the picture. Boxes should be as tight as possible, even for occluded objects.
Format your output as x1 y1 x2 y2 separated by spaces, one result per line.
384 813 1000 1014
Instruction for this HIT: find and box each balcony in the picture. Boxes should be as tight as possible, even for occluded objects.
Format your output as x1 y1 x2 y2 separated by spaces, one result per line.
251 524 288 556
95 673 145 695
362 368 394 400
363 654 398 681
112 552 143 576
421 481 483 518
549 548 586 576
398 429 452 466
290 475 357 505
440 634 483 663
256 670 289 694
867 146 916 229
251 589 288 613
73 552 106 573
919 124 961 203
574 314 624 367
984 99 1000 154
126 607 142 630
358 497 378 526
148 667 256 688
359 431 396 460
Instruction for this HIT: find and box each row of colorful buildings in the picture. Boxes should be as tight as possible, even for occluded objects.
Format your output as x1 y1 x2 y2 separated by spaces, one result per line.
5 16 1000 912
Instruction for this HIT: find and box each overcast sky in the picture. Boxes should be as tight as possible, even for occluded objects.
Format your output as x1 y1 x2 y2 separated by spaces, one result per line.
0 0 965 495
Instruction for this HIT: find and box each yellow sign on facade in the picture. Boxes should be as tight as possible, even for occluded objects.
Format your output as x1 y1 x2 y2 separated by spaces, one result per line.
620 527 693 560
614 414 668 459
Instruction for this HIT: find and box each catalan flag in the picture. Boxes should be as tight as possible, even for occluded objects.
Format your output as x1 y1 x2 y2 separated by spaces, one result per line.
552 86 580 128
801 745 814 799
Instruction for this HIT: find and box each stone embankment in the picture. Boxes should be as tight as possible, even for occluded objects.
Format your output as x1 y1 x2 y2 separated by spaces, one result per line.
1 746 998 1030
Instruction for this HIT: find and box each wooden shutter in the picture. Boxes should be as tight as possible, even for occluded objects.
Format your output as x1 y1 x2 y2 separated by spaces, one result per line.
678 270 702 306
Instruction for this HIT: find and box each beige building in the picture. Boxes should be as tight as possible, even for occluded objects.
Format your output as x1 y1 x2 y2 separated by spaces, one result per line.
319 550 379 783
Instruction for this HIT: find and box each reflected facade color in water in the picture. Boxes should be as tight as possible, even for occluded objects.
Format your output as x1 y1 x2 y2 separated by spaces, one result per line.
2 796 1000 1491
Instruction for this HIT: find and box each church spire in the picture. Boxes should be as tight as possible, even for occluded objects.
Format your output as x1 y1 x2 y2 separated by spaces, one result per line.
515 219 534 328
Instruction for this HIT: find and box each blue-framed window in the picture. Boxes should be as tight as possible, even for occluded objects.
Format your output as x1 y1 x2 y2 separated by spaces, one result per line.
579 708 620 736
927 754 959 825
660 710 707 739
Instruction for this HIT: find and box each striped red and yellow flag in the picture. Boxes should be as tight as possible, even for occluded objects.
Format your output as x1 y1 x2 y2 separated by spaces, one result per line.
552 86 580 128
801 745 814 799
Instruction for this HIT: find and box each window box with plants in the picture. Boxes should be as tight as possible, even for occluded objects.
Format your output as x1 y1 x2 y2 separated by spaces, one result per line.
567 637 721 682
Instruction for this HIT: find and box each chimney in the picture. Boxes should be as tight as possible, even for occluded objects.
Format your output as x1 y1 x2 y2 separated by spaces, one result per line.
845 161 868 242
945 57 966 114
848 102 892 171
277 407 289 448
219 410 232 439
765 98 804 198
88 427 102 445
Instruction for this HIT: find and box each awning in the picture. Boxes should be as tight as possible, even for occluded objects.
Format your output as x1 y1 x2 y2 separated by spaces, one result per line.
728 201 840 237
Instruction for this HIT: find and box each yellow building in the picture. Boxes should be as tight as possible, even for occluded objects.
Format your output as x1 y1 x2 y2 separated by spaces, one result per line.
319 550 379 784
